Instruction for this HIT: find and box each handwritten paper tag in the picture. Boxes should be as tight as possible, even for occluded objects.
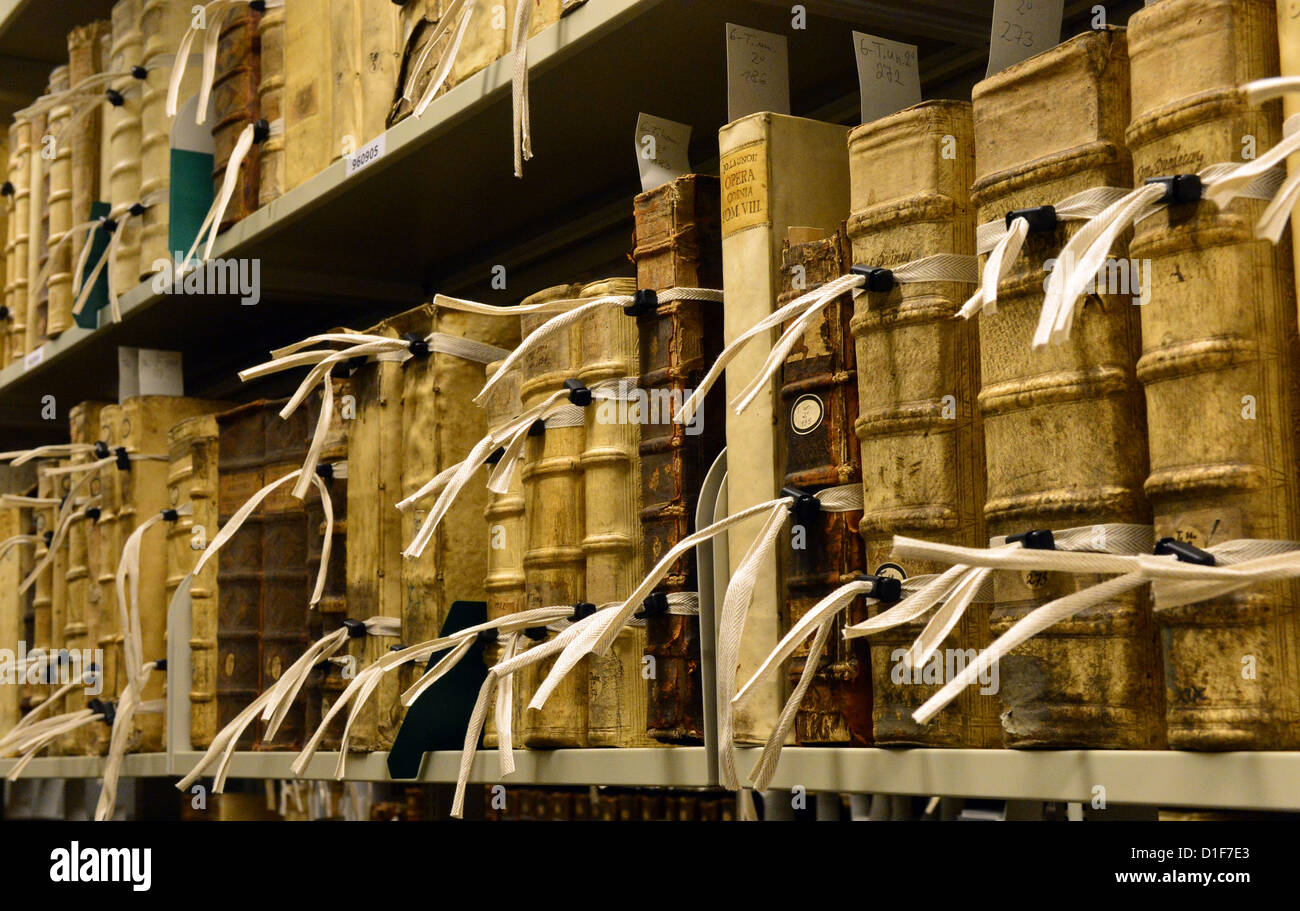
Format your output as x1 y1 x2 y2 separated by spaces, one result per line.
635 114 693 193
987 0 1063 77
853 32 921 124
726 24 790 121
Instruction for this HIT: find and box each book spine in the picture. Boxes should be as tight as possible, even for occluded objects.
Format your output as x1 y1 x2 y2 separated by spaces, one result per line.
108 0 143 298
256 3 284 207
328 0 400 163
778 230 872 746
30 465 56 716
90 404 123 754
7 116 32 361
283 0 333 190
848 101 999 747
0 128 10 369
971 29 1163 749
46 461 72 752
0 505 21 736
211 5 262 233
1128 0 1300 749
64 21 109 336
718 112 850 746
45 65 74 339
26 99 48 353
631 174 723 744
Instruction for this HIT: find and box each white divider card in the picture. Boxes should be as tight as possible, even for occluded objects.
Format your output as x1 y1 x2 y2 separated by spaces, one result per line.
986 0 1064 77
726 24 790 122
853 32 921 125
118 346 184 401
635 114 693 193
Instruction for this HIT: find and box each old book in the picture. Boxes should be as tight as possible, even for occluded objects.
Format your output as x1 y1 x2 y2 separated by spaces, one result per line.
778 227 871 746
717 112 849 747
389 0 445 126
389 0 514 124
210 400 311 751
970 30 1163 749
578 276 656 748
518 282 587 749
45 64 75 339
62 401 111 751
630 173 723 744
257 2 285 207
1127 0 1300 749
86 403 122 754
848 100 998 747
107 0 144 299
481 356 525 748
0 129 8 369
7 113 33 361
47 460 73 749
138 0 202 278
283 0 333 191
306 378 350 750
211 4 262 233
30 464 58 716
399 303 518 712
64 20 110 334
167 413 219 749
26 86 52 352
0 503 22 736
329 0 401 163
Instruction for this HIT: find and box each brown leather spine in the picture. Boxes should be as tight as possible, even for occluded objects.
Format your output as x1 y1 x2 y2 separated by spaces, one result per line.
848 101 999 747
630 174 724 744
210 5 262 233
971 29 1164 749
778 228 871 746
1128 0 1300 749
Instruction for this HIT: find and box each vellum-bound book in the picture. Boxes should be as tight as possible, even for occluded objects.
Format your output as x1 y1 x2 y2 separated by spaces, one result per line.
971 29 1164 748
718 112 849 746
27 82 53 352
578 276 657 748
630 174 723 744
7 113 33 361
46 462 73 752
848 101 999 747
30 466 57 717
86 403 122 754
778 227 871 746
66 20 110 334
107 0 144 299
284 0 333 191
390 0 510 125
329 0 401 163
138 0 201 279
0 503 22 736
1127 0 1300 749
518 282 587 749
257 1 285 206
166 413 220 750
0 129 9 368
45 64 75 339
210 3 262 233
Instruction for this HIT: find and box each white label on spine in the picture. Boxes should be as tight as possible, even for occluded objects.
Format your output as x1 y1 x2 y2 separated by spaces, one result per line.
987 0 1064 77
23 346 45 371
853 32 921 125
726 24 790 122
346 134 387 177
635 114 693 193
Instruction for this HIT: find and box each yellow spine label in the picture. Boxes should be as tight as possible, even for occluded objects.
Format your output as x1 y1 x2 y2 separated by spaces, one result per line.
721 138 770 237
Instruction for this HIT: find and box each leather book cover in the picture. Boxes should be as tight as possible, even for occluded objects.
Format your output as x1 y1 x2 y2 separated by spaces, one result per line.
210 4 262 233
168 413 220 750
65 20 110 334
389 0 446 127
848 101 999 747
972 29 1163 749
256 2 285 207
630 173 723 744
107 0 143 299
61 400 110 750
578 276 658 748
778 227 871 746
328 0 401 163
517 282 588 749
27 92 50 353
718 112 849 745
1128 0 1300 749
45 64 74 339
138 0 201 279
7 114 32 362
284 0 333 191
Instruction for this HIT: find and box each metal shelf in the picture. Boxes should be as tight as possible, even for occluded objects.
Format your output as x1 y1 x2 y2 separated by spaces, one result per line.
0 752 168 779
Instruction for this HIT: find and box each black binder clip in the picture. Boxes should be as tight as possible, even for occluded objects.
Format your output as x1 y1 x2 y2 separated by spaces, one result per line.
1008 529 1056 550
850 265 896 293
634 592 670 621
0 307 8 321
389 643 405 652
527 418 546 437
476 628 499 645
1154 537 1216 566
855 572 904 603
129 201 148 217
84 506 101 521
1 181 13 196
154 659 167 672
249 0 268 11
565 378 592 406
523 626 549 642
161 508 179 522
342 618 368 638
94 441 110 459
781 486 822 529
623 289 658 317
569 602 597 622
131 65 148 80
105 88 125 107
100 216 118 234
1145 174 1203 206
402 332 430 359
90 699 116 727
484 446 506 466
114 447 131 470
315 462 334 480
252 118 271 144
42 530 53 545
1006 205 1058 234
